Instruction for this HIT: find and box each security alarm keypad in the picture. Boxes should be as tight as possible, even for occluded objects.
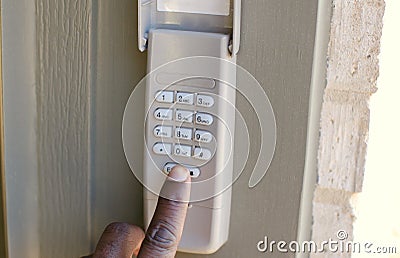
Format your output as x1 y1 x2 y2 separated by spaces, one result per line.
152 90 216 178
139 0 241 253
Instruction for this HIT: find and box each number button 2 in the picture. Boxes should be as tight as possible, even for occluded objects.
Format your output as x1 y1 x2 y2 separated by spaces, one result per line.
176 92 194 105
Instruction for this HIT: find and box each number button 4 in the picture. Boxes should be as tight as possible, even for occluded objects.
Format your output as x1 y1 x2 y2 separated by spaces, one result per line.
154 108 173 121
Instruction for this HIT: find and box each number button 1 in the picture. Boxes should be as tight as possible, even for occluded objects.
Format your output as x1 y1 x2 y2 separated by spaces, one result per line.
155 91 174 103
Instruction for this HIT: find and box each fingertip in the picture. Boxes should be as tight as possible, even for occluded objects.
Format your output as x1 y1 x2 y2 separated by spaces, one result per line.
168 165 190 183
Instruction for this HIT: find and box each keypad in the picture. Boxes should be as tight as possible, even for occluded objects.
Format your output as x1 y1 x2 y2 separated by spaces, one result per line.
152 91 217 178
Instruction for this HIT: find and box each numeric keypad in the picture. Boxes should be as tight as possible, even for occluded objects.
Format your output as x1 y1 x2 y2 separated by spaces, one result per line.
151 91 217 178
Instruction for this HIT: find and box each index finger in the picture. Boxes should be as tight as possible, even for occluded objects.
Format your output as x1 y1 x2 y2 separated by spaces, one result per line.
138 166 191 258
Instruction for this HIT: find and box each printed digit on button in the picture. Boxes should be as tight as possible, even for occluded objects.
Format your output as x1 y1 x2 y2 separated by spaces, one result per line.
194 130 213 143
155 91 174 103
176 109 194 123
174 144 192 157
176 92 194 105
175 127 193 140
197 95 214 107
154 125 173 138
154 108 173 121
195 112 213 126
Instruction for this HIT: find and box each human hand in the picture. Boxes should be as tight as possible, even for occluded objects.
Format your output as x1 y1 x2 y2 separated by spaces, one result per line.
83 166 191 258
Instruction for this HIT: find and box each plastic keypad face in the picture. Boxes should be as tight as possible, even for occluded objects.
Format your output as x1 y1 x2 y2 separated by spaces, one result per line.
142 29 236 254
150 90 218 179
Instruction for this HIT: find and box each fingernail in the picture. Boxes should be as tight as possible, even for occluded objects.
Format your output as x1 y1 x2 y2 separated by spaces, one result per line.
168 166 189 182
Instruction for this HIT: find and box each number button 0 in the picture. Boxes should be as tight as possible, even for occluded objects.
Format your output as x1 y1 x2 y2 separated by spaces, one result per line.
176 92 194 105
153 126 172 138
195 112 213 126
176 110 194 123
174 145 192 158
154 108 173 121
197 95 214 108
155 91 174 103
194 130 213 143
